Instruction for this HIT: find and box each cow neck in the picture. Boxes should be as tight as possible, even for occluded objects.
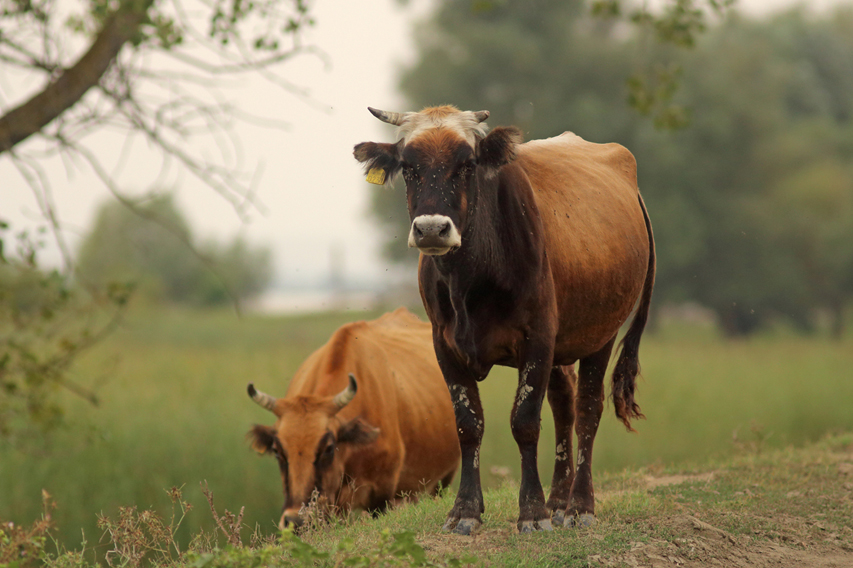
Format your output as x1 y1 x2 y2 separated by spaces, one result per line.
434 164 538 289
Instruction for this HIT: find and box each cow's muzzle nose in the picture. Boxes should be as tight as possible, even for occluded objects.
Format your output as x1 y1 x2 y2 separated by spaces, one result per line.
279 512 304 531
408 215 461 255
413 219 451 239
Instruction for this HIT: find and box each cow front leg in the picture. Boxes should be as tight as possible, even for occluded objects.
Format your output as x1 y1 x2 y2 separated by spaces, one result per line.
566 337 615 528
511 341 556 533
545 364 577 525
365 475 400 516
438 353 486 535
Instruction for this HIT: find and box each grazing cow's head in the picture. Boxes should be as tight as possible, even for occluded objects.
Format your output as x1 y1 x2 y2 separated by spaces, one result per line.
246 374 379 530
354 105 523 256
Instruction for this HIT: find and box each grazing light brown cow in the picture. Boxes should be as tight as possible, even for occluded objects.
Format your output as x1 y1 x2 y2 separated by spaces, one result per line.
247 307 460 529
354 106 655 534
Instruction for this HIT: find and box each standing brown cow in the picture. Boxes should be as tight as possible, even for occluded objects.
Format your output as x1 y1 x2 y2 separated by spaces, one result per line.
247 308 460 529
354 106 655 534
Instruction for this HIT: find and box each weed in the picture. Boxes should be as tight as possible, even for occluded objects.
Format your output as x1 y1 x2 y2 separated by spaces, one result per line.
279 528 477 567
96 486 191 568
200 482 244 548
0 490 54 568
95 484 475 568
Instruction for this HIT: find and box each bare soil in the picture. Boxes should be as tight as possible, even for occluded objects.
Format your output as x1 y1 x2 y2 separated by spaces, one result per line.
610 472 851 567
592 513 853 568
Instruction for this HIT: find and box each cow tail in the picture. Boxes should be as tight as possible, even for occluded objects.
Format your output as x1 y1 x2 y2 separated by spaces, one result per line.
611 192 655 432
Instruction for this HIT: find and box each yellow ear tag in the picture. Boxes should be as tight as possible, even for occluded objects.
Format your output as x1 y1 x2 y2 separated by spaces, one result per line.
366 168 386 185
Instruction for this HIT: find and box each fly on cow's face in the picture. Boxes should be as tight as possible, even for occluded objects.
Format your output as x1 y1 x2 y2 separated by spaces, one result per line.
400 162 420 183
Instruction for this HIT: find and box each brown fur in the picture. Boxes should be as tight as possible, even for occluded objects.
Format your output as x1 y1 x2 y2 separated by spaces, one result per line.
412 129 466 163
518 133 650 359
355 112 655 532
248 308 459 528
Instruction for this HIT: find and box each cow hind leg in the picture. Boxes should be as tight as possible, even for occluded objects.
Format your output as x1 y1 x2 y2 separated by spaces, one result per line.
566 337 615 528
545 364 577 525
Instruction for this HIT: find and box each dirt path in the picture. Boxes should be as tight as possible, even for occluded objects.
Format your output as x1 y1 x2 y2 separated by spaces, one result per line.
591 468 853 568
592 513 853 568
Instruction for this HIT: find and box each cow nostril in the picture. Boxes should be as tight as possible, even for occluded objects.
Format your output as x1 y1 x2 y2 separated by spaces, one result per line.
414 225 424 238
438 222 451 238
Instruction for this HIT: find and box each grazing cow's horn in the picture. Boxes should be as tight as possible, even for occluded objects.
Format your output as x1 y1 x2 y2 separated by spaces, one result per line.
332 374 358 410
247 383 277 412
473 110 490 123
368 107 406 126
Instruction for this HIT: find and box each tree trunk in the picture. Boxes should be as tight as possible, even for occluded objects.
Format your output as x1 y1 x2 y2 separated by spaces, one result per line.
0 5 148 154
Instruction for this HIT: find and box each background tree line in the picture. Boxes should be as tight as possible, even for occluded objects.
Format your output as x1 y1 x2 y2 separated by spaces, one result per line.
77 194 273 307
370 0 853 337
0 197 271 441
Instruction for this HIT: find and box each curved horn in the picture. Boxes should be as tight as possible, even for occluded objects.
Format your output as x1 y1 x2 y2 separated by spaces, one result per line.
247 383 277 412
332 374 358 410
368 107 406 126
473 110 490 123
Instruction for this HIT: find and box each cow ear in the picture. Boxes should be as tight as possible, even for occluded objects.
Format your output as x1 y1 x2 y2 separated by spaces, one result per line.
248 424 277 455
337 418 380 446
353 141 402 186
477 126 523 172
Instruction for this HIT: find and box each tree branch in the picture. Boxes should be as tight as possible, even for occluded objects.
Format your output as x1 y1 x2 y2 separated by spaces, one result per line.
0 3 150 153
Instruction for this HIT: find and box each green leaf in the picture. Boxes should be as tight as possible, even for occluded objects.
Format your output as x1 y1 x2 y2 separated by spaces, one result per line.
190 553 215 568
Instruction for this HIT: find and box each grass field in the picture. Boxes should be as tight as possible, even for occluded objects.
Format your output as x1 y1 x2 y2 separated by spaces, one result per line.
1 305 852 560
286 432 853 567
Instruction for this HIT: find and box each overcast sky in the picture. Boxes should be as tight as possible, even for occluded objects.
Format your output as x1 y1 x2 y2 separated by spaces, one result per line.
2 0 851 290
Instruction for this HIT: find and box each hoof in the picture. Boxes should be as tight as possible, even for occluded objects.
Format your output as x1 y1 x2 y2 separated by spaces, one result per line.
564 513 596 528
551 509 566 526
519 519 554 533
443 517 481 535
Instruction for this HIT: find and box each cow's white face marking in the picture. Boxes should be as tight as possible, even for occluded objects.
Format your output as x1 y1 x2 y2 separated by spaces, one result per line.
398 110 488 148
408 214 461 255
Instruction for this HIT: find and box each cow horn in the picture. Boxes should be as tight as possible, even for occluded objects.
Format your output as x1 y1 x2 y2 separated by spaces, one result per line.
368 107 406 126
332 374 358 410
247 383 277 412
473 110 490 123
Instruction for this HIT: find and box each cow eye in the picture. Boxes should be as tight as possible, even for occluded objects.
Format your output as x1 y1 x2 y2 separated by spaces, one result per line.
317 441 335 464
272 440 287 461
458 159 476 174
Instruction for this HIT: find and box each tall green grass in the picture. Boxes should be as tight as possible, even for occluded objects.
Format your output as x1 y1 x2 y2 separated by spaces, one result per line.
1 306 851 557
